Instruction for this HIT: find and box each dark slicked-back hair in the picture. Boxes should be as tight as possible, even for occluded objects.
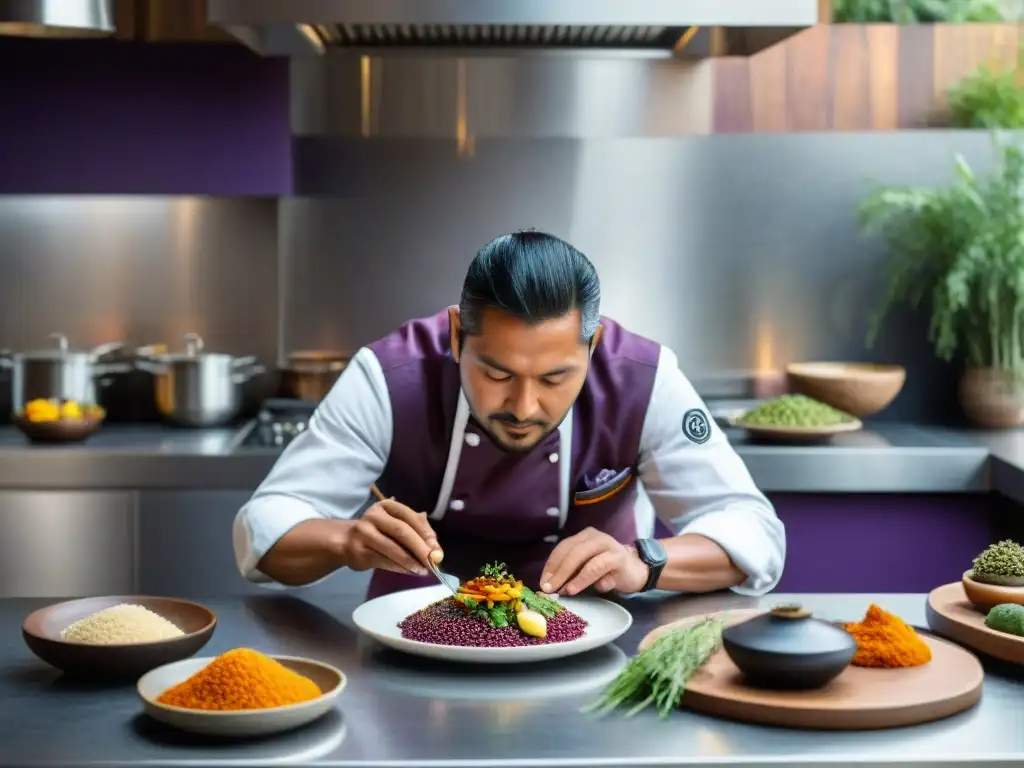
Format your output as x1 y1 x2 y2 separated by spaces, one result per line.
459 230 601 343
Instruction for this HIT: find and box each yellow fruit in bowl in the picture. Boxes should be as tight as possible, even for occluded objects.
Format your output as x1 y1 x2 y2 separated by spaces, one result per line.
23 399 60 423
59 401 83 419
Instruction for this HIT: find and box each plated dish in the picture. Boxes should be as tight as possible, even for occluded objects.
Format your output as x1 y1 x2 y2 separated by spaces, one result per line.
353 565 632 664
398 562 587 647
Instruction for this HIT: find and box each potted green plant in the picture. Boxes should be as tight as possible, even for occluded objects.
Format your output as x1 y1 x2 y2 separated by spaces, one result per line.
830 0 1009 22
860 135 1024 428
946 54 1024 129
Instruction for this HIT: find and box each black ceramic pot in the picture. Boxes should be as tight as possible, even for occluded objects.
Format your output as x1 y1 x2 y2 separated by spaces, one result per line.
722 605 857 691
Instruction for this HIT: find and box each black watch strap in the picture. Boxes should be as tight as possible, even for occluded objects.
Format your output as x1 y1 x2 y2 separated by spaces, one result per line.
634 538 668 592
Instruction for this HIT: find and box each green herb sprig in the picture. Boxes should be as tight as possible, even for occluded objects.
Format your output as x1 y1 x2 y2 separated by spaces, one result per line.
480 561 509 580
581 617 724 719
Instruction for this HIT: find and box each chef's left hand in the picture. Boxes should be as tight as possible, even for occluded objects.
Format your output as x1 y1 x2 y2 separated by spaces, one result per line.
540 527 649 596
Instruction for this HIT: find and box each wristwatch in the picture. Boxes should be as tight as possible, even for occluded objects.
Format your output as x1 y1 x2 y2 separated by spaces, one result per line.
633 538 668 592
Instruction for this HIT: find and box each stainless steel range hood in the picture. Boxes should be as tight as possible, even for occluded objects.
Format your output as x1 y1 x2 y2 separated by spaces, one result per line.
208 0 820 58
0 0 114 38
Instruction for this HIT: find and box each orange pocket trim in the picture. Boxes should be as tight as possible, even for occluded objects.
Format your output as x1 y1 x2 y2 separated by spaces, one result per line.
573 472 633 506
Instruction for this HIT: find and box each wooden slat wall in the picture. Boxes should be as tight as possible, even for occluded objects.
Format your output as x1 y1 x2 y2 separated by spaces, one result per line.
713 24 1022 133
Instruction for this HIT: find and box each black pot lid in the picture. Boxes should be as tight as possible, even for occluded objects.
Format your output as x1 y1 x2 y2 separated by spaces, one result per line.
722 605 857 656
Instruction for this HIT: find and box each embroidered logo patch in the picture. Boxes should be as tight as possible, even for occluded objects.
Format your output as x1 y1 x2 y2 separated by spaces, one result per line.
683 408 711 445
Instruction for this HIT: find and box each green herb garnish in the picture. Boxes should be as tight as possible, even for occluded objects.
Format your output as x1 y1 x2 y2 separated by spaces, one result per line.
582 617 724 719
520 586 562 619
480 561 510 580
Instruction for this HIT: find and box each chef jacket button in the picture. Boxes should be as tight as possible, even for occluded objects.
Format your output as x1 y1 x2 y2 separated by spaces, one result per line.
543 534 559 544
464 432 480 447
449 499 465 511
546 507 559 517
548 453 559 463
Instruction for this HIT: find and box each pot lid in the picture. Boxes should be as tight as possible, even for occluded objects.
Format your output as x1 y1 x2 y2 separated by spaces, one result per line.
142 333 252 364
19 333 121 359
722 605 857 656
154 333 215 361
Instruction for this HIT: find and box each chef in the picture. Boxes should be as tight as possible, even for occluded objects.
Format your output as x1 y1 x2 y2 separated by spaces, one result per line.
233 230 785 600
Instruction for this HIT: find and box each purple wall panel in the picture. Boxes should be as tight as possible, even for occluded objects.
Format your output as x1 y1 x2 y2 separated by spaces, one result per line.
0 38 290 194
652 493 997 593
772 493 996 594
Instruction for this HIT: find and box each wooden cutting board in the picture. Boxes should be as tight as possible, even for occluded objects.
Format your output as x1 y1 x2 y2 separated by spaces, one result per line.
639 609 983 730
927 581 1024 665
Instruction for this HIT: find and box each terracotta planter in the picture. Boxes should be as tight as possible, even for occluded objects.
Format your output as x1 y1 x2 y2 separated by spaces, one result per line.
958 366 1024 429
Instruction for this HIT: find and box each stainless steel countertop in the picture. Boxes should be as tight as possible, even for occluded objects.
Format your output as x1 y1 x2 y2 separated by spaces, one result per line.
2 592 1022 767
0 421 1005 495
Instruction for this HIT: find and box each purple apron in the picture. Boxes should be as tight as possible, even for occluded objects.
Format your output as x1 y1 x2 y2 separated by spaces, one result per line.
364 309 662 600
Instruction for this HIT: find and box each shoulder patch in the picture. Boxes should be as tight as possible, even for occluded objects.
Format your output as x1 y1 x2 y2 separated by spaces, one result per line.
682 408 711 445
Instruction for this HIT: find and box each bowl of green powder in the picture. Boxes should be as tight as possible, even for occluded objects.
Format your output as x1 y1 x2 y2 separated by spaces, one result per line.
730 394 862 444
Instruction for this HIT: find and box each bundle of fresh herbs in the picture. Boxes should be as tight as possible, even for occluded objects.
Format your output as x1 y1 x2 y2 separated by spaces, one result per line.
831 0 1009 22
582 616 724 719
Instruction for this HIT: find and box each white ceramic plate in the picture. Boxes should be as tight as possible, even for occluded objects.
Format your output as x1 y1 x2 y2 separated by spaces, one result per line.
137 655 346 737
352 584 633 664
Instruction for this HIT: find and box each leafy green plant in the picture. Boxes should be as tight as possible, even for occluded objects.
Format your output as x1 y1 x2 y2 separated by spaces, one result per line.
947 62 1024 129
831 0 1009 22
860 136 1024 378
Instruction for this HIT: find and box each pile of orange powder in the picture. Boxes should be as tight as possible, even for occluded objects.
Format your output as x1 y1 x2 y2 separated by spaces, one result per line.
844 603 932 668
157 648 321 711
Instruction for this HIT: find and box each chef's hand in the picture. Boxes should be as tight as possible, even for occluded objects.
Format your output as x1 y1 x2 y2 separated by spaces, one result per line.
540 527 649 596
338 499 444 576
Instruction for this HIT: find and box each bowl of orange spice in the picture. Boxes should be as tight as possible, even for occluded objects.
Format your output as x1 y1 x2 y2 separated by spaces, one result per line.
137 648 346 737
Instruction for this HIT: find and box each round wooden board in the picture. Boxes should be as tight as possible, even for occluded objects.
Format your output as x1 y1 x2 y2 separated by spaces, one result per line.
927 581 1024 664
639 609 983 730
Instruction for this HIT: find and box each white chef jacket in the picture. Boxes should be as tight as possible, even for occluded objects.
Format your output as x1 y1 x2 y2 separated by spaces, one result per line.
233 345 786 595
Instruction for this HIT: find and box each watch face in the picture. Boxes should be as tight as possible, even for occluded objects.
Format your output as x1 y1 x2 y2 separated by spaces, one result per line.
637 538 668 567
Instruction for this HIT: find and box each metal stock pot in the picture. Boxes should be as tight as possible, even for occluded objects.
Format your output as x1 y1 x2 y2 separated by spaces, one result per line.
135 333 265 427
0 333 129 412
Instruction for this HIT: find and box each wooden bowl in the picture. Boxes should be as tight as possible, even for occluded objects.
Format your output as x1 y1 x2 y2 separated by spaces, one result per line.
15 408 105 444
786 363 906 417
22 596 216 679
961 571 1024 610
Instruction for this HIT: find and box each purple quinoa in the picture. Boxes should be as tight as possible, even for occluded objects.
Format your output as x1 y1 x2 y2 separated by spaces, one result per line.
399 598 588 647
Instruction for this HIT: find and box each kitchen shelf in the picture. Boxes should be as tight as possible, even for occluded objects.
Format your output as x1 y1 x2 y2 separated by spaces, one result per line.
712 23 1022 133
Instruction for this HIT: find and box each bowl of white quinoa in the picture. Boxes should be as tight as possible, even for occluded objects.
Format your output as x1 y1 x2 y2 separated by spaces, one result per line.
22 596 216 678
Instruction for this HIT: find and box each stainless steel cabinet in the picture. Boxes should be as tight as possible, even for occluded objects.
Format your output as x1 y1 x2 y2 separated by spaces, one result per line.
0 491 136 597
136 491 369 597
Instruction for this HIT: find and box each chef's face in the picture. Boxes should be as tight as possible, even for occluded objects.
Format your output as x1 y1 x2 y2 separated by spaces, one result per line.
451 307 600 452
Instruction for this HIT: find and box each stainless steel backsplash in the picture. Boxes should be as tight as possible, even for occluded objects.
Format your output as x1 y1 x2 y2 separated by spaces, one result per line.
0 197 278 363
0 48 1012 425
285 130 1007 423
